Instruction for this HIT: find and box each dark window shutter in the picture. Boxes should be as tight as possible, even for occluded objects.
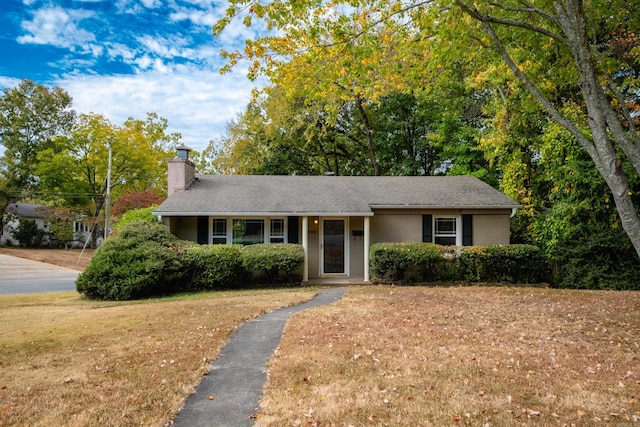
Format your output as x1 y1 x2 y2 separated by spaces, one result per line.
288 216 299 244
197 217 209 244
462 214 473 246
422 214 433 243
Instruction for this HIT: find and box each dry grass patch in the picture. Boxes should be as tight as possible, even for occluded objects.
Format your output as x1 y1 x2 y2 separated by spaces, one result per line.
0 248 94 271
257 286 640 426
0 288 318 426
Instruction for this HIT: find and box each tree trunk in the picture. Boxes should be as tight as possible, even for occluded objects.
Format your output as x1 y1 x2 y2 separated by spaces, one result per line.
456 0 640 257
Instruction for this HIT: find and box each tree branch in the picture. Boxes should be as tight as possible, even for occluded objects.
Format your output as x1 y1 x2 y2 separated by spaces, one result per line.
472 14 600 161
455 0 569 47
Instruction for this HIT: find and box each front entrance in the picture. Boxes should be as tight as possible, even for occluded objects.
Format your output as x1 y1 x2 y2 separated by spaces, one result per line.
321 218 346 275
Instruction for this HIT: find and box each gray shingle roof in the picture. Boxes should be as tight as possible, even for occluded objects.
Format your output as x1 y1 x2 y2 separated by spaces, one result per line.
154 175 519 216
6 203 50 219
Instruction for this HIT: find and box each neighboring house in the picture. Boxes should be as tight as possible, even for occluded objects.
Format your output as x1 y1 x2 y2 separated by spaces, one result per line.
153 148 520 282
0 203 51 246
0 203 95 247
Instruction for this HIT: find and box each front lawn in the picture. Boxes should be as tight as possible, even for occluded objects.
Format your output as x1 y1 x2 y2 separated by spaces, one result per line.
0 289 317 426
258 286 640 426
1 286 638 426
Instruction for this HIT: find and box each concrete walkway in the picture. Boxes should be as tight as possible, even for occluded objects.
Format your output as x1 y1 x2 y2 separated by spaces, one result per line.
173 287 348 427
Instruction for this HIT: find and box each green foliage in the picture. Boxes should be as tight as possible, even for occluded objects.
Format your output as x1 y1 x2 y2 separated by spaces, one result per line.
183 245 245 290
456 245 548 284
48 218 74 248
547 229 640 290
10 218 46 248
0 79 75 200
113 206 158 232
76 221 187 300
77 221 307 299
370 242 547 284
370 242 449 282
240 243 304 283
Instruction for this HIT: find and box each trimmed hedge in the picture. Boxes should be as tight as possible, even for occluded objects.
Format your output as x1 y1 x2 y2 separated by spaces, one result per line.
76 222 306 300
456 245 548 283
370 242 548 284
240 243 304 284
76 221 189 300
370 242 449 282
183 244 245 291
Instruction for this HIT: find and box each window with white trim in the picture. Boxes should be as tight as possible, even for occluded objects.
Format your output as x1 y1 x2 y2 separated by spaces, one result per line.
212 218 227 244
211 217 288 245
434 217 459 246
270 218 285 243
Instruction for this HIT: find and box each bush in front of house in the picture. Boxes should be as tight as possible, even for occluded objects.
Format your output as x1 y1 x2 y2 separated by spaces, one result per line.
183 244 246 291
370 242 548 284
76 221 189 300
11 218 47 247
370 242 449 282
240 243 304 284
455 244 548 283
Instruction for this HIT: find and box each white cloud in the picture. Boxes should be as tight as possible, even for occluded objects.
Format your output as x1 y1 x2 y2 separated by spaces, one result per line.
169 9 219 27
56 66 257 152
0 76 23 90
141 0 161 8
17 7 97 53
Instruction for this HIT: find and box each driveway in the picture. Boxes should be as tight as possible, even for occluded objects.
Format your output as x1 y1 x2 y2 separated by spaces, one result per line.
0 253 80 294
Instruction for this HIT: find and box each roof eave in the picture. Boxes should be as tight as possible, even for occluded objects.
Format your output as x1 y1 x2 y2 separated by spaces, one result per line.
153 211 375 217
369 204 522 210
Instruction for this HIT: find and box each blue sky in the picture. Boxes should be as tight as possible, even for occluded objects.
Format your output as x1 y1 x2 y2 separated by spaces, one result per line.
0 0 264 153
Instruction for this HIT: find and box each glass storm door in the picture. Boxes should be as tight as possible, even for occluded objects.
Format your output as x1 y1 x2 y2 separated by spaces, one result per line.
322 219 345 274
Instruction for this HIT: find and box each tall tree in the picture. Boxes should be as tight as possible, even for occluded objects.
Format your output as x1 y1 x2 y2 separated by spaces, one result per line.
0 79 75 217
36 113 180 246
214 0 640 257
451 0 640 256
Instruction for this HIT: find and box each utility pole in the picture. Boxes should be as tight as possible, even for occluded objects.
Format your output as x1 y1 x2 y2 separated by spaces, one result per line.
104 145 112 240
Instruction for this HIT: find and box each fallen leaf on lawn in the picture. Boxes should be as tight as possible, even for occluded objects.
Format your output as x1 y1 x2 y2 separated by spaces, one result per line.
525 409 540 417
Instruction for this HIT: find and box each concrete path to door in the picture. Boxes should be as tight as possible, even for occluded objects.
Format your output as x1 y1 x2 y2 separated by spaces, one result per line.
173 287 348 427
0 253 79 294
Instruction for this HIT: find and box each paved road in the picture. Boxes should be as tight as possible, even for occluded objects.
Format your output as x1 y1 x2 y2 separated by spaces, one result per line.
0 253 80 294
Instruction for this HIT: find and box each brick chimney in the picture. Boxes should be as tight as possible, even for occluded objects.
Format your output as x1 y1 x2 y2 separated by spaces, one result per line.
167 146 195 197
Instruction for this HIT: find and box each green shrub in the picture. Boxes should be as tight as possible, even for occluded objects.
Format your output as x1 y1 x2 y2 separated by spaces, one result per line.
183 245 245 290
112 206 158 232
456 245 548 283
370 242 547 284
240 243 304 284
547 230 640 290
76 221 187 300
370 242 447 283
11 218 46 247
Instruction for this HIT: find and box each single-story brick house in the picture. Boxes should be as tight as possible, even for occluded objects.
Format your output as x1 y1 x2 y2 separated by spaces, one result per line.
153 148 520 282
